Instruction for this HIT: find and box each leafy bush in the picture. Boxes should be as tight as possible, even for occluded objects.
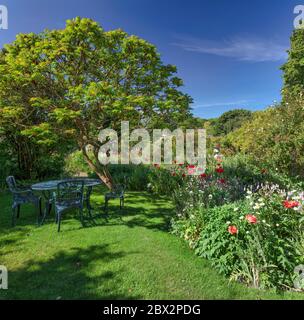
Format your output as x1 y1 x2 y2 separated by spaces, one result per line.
171 174 304 290
64 150 92 177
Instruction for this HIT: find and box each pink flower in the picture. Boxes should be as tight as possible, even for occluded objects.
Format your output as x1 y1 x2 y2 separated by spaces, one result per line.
187 165 196 169
228 226 238 235
245 214 258 224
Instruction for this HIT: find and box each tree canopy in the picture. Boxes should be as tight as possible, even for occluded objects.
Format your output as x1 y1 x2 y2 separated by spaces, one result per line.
212 109 252 136
0 17 192 186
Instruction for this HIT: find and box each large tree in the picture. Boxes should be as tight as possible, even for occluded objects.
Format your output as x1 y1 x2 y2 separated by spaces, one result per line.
0 17 192 188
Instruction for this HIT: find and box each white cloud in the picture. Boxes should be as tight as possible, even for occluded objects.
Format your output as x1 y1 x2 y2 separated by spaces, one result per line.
193 100 251 109
172 36 288 62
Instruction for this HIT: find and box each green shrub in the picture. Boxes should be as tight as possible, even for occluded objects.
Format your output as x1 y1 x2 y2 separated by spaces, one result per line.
172 185 304 290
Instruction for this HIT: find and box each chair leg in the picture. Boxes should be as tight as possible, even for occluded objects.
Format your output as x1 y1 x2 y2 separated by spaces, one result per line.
79 207 84 225
11 206 17 227
17 205 20 219
57 212 61 232
39 198 42 217
35 201 41 225
48 203 52 215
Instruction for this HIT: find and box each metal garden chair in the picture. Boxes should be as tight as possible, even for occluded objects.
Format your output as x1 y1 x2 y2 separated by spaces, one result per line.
53 180 85 232
6 176 42 226
104 184 125 212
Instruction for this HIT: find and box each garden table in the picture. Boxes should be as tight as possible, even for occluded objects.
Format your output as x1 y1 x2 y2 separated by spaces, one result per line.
31 178 102 224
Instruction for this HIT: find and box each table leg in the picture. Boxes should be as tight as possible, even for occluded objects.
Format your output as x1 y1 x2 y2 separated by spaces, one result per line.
40 190 52 225
86 186 93 218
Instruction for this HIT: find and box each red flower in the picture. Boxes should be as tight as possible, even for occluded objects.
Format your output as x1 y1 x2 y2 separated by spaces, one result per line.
283 200 300 209
171 172 176 177
228 226 238 235
200 173 208 179
216 167 224 174
187 165 196 169
182 173 186 178
245 214 258 224
218 178 226 184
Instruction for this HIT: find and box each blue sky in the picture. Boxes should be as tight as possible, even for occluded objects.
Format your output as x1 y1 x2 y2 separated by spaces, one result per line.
0 0 300 118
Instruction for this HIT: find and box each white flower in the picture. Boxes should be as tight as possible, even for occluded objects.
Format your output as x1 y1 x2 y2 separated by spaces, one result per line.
276 224 280 227
208 194 213 199
226 221 231 225
234 208 239 212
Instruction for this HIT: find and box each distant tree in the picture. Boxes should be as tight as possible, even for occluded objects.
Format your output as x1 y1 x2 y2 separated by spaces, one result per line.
0 17 192 187
281 28 304 101
213 109 252 136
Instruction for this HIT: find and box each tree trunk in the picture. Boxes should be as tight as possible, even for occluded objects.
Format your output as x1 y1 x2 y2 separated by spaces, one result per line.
81 146 114 190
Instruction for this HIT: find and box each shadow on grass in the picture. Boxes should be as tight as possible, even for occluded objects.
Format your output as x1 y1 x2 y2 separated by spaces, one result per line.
0 191 174 238
82 192 175 232
0 244 140 300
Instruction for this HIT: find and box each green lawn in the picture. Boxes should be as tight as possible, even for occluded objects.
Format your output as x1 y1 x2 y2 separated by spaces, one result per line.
0 189 303 300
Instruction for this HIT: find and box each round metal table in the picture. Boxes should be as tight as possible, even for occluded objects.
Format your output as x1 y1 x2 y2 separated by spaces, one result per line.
31 178 102 224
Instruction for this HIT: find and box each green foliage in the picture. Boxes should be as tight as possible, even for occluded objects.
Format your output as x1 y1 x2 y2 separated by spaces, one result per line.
224 100 304 178
109 164 150 191
0 17 192 184
281 28 304 101
213 109 252 136
64 150 93 177
170 166 304 289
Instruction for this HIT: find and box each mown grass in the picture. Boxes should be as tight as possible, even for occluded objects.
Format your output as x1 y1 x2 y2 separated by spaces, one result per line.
0 188 303 300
